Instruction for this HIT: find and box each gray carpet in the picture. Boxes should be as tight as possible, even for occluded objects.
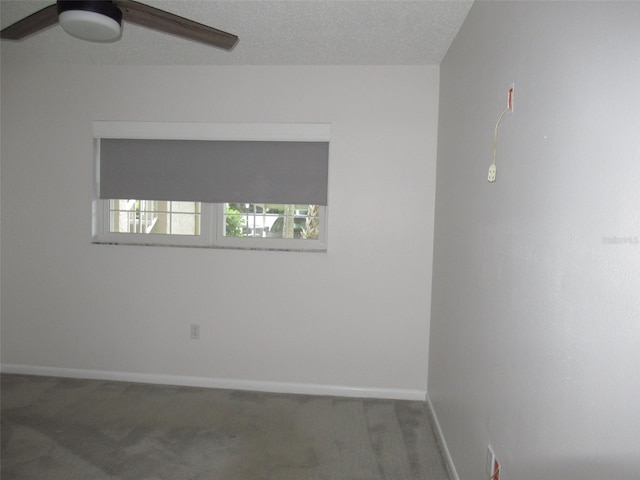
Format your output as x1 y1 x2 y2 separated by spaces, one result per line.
1 374 450 480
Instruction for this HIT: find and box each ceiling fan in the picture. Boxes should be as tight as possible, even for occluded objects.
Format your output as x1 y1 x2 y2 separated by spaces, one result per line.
0 0 238 50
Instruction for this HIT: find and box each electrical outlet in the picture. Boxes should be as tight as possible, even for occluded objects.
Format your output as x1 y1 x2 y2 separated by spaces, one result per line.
488 163 497 183
190 323 200 340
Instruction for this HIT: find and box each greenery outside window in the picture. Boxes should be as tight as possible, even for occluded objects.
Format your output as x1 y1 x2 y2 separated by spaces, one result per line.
223 203 320 239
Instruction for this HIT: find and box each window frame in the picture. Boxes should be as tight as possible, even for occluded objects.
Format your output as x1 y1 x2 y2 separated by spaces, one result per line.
92 122 330 251
94 199 215 247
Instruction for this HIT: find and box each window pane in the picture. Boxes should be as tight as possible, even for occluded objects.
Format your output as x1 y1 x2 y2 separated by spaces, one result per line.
223 203 320 240
107 199 200 236
170 213 200 235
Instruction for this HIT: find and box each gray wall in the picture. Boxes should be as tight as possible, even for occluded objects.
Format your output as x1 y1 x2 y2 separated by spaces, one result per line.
430 1 640 479
1 64 438 399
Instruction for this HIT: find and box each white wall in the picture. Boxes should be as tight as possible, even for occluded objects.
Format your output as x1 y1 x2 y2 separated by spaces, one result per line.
0 64 439 398
430 2 640 479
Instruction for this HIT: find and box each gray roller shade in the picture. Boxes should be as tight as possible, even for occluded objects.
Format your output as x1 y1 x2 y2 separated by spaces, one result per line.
99 139 329 205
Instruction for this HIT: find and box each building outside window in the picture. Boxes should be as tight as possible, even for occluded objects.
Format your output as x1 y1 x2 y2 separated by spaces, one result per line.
108 200 201 235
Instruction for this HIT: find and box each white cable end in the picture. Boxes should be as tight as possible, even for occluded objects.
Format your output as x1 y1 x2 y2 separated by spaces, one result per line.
488 163 497 183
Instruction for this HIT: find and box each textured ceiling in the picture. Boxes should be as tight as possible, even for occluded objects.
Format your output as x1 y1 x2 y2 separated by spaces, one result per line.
0 0 472 65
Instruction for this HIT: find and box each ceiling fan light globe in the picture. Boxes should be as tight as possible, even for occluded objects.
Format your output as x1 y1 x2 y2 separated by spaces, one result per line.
59 10 121 42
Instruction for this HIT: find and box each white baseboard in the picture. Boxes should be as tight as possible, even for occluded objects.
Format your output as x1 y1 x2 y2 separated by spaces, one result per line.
426 393 460 480
1 363 426 401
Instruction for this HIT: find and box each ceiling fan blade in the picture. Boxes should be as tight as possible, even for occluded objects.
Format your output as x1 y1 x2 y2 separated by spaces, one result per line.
113 0 238 50
0 4 59 40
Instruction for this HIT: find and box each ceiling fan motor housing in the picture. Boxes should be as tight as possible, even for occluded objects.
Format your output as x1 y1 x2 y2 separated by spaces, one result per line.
58 0 123 42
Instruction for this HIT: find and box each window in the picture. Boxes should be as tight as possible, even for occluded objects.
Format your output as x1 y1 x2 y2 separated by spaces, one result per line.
108 200 201 235
96 199 213 247
92 122 329 251
223 204 320 239
215 203 326 250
